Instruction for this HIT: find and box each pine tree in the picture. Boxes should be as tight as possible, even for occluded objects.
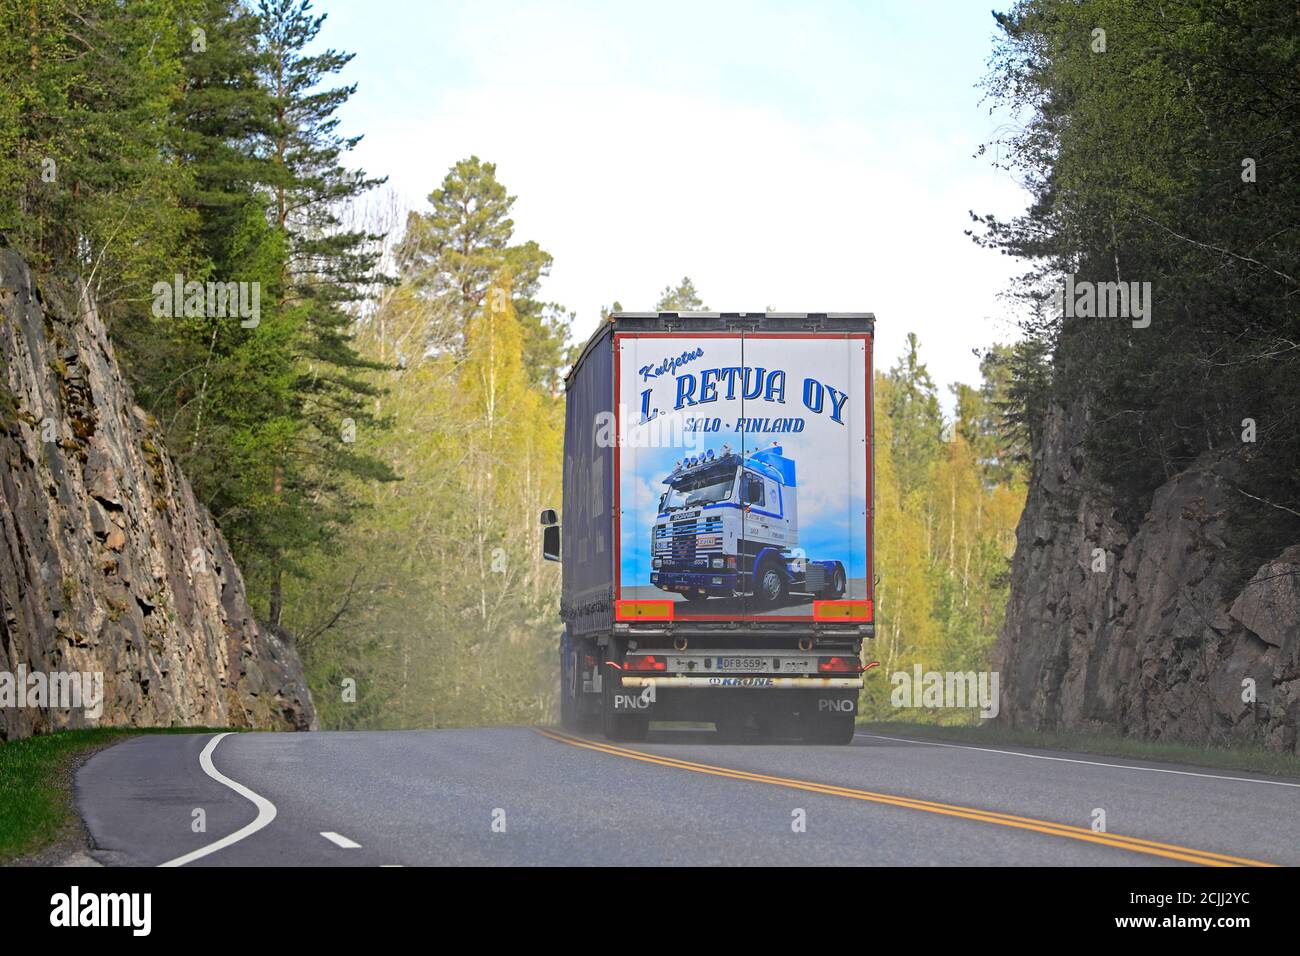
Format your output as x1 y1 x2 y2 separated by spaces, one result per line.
395 156 570 388
252 0 396 625
654 276 707 311
884 332 943 497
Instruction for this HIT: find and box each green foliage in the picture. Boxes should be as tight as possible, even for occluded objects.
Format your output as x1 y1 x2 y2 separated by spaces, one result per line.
2 3 572 728
884 332 943 496
249 0 396 623
654 276 708 311
600 276 708 321
1 0 394 630
395 156 569 391
863 336 1026 722
961 342 1044 482
976 0 1300 574
288 273 565 729
0 0 191 297
285 159 571 729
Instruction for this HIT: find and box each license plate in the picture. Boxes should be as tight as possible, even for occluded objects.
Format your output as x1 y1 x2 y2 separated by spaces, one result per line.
717 657 765 672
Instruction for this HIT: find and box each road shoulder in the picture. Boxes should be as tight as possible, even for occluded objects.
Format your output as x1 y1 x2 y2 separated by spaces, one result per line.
856 721 1300 781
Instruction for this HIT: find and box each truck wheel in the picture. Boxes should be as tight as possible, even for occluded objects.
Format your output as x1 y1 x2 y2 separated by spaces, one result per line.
602 660 649 742
714 717 748 743
755 558 786 606
753 715 780 742
560 648 579 731
577 695 602 734
804 713 856 745
819 566 846 599
604 709 648 741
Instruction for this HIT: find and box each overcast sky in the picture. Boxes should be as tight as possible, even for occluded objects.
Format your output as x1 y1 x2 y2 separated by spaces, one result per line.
320 0 1031 408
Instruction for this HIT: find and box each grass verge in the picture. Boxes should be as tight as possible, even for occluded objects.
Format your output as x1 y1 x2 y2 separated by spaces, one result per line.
858 720 1300 779
0 727 227 864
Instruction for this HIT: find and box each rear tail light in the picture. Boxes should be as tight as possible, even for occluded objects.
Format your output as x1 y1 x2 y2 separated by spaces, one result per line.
818 656 863 673
623 654 667 672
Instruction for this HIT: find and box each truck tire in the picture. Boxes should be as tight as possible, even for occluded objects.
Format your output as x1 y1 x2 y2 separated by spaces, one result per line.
818 565 846 599
754 558 786 607
560 648 579 731
602 661 649 742
577 695 602 734
605 710 649 742
714 717 748 743
804 713 856 745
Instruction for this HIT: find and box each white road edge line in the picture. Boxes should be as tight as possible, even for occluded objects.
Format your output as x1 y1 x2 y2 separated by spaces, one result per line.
158 732 277 867
321 831 362 849
857 732 1300 789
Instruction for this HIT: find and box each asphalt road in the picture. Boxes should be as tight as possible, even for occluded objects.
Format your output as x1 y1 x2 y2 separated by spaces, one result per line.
74 726 1300 866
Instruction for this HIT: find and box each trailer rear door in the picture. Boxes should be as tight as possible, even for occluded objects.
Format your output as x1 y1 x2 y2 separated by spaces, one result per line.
614 329 871 623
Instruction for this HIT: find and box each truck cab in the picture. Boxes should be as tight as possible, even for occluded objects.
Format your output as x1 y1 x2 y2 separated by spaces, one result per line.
651 443 845 606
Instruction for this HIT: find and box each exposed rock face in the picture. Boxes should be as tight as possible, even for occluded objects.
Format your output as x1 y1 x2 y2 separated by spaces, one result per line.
0 248 316 740
994 403 1299 753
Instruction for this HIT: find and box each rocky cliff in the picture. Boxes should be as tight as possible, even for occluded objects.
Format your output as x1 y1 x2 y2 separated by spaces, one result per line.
994 404 1299 753
0 247 316 740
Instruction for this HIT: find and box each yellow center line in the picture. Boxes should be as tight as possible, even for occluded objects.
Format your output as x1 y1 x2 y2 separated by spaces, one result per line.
536 728 1277 867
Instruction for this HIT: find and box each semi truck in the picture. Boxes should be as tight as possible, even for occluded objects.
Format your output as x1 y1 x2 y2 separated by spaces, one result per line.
541 311 874 744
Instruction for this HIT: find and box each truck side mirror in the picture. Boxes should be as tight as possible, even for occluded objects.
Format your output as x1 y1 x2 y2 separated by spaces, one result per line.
539 508 558 526
542 524 561 562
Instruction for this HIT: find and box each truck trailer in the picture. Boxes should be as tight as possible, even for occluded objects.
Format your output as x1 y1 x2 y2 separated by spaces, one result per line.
541 311 874 744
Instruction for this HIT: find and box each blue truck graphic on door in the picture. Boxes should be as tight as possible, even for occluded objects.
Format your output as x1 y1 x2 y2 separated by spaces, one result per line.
649 442 847 606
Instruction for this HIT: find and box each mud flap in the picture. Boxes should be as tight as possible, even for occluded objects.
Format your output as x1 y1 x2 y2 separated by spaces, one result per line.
812 689 859 719
603 663 651 740
609 681 657 718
